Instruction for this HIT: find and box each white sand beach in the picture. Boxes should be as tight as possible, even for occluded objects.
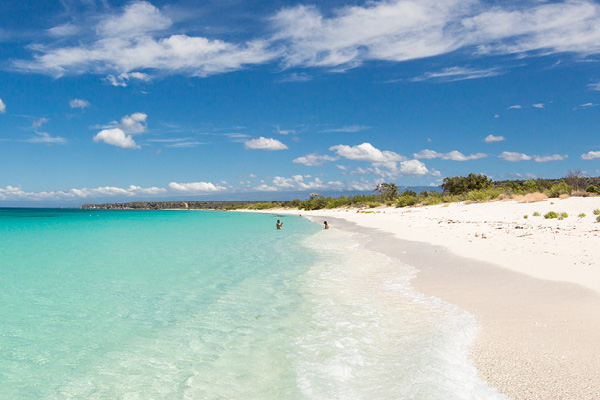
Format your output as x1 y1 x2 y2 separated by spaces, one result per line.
263 196 600 399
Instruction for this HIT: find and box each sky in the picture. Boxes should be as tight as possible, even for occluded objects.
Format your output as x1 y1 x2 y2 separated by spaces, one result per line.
1 0 599 205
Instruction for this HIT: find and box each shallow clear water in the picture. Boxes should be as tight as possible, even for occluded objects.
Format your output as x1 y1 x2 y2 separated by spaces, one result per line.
0 209 506 399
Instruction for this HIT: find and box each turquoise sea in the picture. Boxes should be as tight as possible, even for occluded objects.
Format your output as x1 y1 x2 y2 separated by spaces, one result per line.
0 209 506 399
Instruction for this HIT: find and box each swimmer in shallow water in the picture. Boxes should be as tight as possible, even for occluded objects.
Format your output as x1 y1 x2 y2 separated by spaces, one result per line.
276 219 283 230
323 221 329 230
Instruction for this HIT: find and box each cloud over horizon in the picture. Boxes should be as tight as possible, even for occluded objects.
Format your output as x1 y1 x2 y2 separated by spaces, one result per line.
413 149 487 161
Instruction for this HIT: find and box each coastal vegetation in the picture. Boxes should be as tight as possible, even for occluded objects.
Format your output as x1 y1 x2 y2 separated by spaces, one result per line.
81 173 600 211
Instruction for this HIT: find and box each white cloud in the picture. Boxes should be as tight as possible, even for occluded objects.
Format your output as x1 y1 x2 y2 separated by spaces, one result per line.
581 151 600 160
0 98 5 113
330 142 414 174
165 141 205 148
411 66 501 82
398 159 429 175
244 137 288 150
253 174 374 192
321 125 369 133
534 154 567 162
48 23 80 37
272 0 600 70
93 128 140 149
26 132 66 144
330 142 405 163
97 1 171 39
499 151 532 162
532 103 544 108
293 153 338 166
15 2 277 78
168 181 227 193
70 98 90 109
507 105 522 109
465 1 600 56
413 149 487 161
278 72 312 82
13 0 600 80
589 81 600 91
484 134 505 143
274 126 296 135
0 184 166 201
579 102 598 107
120 112 147 133
32 117 48 129
106 72 152 87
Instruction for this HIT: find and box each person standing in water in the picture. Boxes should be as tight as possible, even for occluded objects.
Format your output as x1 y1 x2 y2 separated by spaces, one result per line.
323 221 329 230
276 219 283 230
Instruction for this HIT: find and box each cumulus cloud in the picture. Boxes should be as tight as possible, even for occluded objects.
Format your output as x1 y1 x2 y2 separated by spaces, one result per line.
484 134 505 143
93 128 140 149
507 105 522 109
329 143 433 176
0 184 166 201
120 112 147 133
253 174 373 192
499 151 532 162
168 181 227 193
398 159 429 175
293 153 338 166
413 149 487 161
69 98 90 109
330 142 405 164
0 98 5 113
532 103 544 108
581 151 600 160
589 81 600 91
534 154 567 162
411 66 502 82
244 137 288 150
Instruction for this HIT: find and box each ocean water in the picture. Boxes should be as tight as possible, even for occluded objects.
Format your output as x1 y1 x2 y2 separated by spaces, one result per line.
0 209 506 399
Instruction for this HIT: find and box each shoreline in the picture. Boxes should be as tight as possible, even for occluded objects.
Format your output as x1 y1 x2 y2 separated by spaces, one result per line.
257 197 600 399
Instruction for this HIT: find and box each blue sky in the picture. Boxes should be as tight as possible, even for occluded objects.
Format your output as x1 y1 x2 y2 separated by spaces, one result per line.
1 0 600 204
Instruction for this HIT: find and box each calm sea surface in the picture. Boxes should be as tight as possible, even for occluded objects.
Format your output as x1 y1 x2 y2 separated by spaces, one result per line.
0 209 505 399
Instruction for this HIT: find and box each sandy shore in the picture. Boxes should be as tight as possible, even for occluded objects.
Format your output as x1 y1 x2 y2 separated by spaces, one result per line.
262 197 600 399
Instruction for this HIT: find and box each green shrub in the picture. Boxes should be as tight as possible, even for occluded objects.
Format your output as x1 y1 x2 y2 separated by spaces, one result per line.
586 185 600 194
544 211 559 219
533 211 541 217
578 213 586 218
558 212 568 220
441 173 492 195
545 181 573 198
396 194 418 208
594 209 600 215
524 215 528 219
597 216 600 223
523 180 539 193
